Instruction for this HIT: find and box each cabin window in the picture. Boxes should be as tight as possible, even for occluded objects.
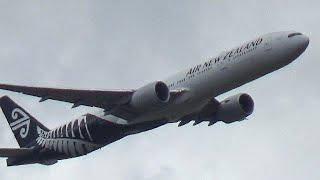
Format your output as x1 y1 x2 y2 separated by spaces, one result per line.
288 33 302 38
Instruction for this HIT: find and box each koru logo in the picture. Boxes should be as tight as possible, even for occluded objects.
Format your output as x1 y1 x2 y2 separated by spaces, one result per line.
9 108 31 138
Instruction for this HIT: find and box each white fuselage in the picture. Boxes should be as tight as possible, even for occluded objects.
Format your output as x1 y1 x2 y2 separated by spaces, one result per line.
99 31 309 124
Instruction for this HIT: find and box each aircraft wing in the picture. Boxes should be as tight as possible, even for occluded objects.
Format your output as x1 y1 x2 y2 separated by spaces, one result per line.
0 148 34 158
178 98 220 126
0 83 186 120
0 83 135 109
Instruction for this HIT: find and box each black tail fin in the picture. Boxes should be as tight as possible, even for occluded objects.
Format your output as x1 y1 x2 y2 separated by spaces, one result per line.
0 96 49 148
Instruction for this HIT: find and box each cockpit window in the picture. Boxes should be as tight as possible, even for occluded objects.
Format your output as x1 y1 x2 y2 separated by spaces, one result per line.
288 32 302 38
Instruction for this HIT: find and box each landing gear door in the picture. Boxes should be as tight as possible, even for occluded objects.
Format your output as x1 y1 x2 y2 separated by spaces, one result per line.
264 36 272 51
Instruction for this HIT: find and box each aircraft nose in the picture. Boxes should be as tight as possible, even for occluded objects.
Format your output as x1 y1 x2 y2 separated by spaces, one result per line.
300 35 310 49
295 34 309 54
289 33 309 53
285 32 309 61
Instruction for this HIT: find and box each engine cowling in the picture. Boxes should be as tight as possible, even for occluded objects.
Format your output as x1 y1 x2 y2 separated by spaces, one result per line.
216 93 254 123
130 81 170 110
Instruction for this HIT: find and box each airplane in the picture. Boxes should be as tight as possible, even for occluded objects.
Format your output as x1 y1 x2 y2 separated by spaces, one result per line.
0 31 309 166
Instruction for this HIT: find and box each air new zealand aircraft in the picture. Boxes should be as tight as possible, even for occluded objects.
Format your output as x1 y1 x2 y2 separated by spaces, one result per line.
0 31 309 166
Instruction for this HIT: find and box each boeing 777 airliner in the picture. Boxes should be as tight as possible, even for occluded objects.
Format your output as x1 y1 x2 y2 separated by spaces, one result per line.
0 31 309 166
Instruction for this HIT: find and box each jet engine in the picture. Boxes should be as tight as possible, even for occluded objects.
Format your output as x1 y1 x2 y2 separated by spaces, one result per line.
216 93 254 123
130 81 170 110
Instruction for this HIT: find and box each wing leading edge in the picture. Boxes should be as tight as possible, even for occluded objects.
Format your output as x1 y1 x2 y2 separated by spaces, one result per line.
0 83 135 110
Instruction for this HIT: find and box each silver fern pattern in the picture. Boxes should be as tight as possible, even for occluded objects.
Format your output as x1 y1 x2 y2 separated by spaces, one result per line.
36 115 101 157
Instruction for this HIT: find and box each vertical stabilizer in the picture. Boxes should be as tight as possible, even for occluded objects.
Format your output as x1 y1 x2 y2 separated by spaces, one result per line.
0 96 49 148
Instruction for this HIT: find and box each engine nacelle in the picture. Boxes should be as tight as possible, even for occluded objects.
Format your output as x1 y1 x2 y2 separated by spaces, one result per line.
130 81 170 110
216 93 254 123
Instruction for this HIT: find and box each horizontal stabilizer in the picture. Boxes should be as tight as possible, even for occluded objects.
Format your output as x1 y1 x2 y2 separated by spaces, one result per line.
0 148 34 158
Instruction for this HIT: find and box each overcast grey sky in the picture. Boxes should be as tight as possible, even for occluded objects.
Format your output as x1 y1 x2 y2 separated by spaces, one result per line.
0 1 319 180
